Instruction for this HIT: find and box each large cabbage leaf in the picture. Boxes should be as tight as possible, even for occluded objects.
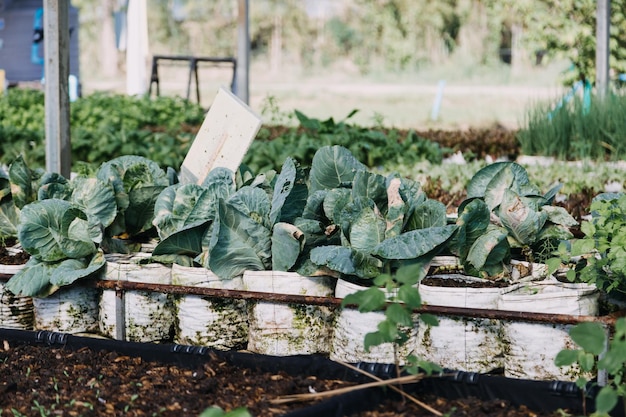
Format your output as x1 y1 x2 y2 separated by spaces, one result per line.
449 198 490 259
5 250 105 297
339 198 386 252
466 162 532 200
207 200 272 279
372 224 457 260
309 145 367 193
18 199 98 262
498 189 548 247
70 177 118 230
271 222 305 271
152 220 211 257
310 245 382 279
270 157 308 226
96 155 169 237
466 226 510 275
352 170 388 211
153 184 218 239
323 188 351 225
37 173 72 201
301 190 328 222
404 199 446 231
227 186 271 229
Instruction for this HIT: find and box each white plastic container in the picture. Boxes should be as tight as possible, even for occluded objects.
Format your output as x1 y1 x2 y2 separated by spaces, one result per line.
499 279 599 381
33 286 99 333
331 278 418 364
172 264 248 349
0 281 33 330
416 274 505 373
243 270 335 356
99 253 173 342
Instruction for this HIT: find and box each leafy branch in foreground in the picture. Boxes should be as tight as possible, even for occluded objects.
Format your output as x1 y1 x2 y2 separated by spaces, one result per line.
555 319 626 417
342 263 441 375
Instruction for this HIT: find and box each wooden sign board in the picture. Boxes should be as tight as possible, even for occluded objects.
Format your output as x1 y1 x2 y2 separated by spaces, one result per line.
179 86 262 185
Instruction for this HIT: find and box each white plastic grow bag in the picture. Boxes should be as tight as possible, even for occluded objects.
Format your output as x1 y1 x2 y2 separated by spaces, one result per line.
331 278 418 364
99 254 174 342
172 264 248 349
33 286 99 333
499 279 600 381
242 270 336 356
416 274 505 373
0 281 33 330
0 251 33 330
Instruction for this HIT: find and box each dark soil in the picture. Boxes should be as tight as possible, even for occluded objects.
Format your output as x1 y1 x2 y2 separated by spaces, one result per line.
0 239 29 266
421 276 510 289
0 341 569 417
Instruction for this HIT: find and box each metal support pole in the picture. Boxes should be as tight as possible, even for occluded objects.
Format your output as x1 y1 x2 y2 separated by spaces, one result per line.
44 0 71 178
596 0 611 99
236 0 250 104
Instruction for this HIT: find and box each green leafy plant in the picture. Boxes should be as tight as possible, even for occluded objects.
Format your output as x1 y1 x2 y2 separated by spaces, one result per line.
453 162 576 278
150 168 236 266
5 199 106 297
95 155 171 252
565 193 626 296
342 262 441 375
307 145 457 283
202 157 309 279
300 147 449 376
555 319 626 417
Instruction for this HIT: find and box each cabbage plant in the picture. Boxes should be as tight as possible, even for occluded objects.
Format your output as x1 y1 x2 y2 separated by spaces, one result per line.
452 162 577 278
307 146 457 283
95 155 170 252
203 157 309 279
5 199 105 297
0 156 74 245
149 167 236 266
0 170 19 243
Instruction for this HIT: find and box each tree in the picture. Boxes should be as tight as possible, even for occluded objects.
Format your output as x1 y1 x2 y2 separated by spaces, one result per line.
514 0 626 86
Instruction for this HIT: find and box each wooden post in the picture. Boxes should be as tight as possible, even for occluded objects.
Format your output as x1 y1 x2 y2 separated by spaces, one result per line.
44 0 71 177
236 0 250 104
596 0 610 99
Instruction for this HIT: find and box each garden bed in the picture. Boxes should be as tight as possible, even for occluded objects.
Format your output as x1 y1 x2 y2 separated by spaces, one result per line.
0 329 609 417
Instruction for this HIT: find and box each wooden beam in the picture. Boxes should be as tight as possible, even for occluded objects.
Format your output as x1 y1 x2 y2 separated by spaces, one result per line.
596 0 610 99
236 0 250 104
44 0 71 177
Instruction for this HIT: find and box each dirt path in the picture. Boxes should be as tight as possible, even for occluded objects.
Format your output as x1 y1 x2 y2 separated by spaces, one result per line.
83 76 564 130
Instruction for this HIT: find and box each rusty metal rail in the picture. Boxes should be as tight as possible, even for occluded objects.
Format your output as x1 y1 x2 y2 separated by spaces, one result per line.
2 273 620 327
